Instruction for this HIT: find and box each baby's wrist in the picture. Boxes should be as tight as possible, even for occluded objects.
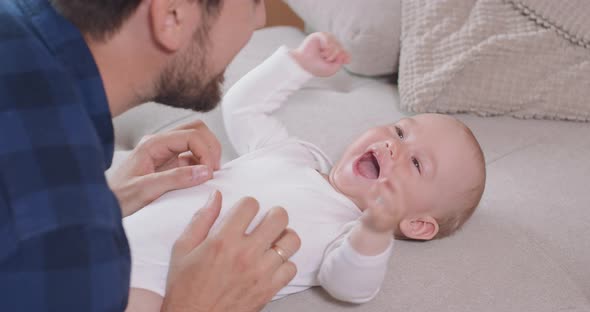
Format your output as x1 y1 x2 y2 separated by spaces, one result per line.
288 50 313 75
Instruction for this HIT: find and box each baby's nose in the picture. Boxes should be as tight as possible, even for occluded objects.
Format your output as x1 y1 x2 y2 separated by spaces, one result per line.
385 141 395 158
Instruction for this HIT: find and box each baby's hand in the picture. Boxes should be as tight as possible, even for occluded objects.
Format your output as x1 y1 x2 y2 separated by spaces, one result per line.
290 32 350 77
348 191 399 256
360 191 401 234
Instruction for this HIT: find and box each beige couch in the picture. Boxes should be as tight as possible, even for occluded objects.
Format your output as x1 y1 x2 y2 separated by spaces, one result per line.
112 6 590 312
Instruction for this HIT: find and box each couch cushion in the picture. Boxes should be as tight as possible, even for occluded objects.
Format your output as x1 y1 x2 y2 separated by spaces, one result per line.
399 0 590 122
112 27 590 311
265 213 590 312
283 0 401 77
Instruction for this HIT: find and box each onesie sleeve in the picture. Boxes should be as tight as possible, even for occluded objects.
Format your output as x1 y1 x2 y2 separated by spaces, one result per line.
318 222 394 303
222 46 313 156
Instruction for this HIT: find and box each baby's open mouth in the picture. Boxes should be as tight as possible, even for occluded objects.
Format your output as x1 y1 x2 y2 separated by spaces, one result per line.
356 151 380 179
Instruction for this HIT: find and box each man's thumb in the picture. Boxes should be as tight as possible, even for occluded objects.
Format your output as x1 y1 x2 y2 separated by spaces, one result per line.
173 190 222 256
144 165 212 201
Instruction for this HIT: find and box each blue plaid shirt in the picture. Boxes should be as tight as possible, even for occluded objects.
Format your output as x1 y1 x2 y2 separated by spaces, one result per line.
0 0 130 311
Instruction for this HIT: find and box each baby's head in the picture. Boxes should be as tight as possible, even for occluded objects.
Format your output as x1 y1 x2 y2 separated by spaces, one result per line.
329 113 486 240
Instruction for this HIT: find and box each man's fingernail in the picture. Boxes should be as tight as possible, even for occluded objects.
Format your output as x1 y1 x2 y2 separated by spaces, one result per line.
208 190 216 202
206 190 219 208
191 210 203 222
192 166 210 181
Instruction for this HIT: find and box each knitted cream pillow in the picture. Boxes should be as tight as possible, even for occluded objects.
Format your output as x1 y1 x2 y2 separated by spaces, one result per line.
284 0 401 76
399 0 590 122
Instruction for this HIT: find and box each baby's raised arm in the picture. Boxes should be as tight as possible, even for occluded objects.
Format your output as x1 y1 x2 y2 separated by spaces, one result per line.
222 32 349 156
318 222 393 303
318 191 398 303
290 32 351 78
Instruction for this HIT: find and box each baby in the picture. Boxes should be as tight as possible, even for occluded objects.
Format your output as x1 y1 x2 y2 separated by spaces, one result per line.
123 32 486 307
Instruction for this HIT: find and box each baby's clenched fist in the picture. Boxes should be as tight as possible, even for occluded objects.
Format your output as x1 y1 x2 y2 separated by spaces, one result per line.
290 32 350 77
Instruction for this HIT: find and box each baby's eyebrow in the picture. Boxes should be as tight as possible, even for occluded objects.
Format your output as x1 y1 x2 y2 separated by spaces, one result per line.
395 117 415 126
404 117 417 127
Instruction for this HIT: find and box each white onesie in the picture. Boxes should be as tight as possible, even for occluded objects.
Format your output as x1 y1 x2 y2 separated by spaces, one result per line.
123 46 394 303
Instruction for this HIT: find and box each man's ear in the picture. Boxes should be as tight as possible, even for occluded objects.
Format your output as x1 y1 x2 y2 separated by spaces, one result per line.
149 0 201 52
399 216 439 241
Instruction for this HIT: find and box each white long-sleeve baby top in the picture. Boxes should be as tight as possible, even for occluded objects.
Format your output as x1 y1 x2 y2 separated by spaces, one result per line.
123 46 393 303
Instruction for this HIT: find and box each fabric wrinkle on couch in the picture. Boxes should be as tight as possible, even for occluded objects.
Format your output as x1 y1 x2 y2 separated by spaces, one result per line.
112 27 590 311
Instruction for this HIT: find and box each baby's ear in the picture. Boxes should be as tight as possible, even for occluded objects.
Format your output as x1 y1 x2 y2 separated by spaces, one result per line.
399 216 439 241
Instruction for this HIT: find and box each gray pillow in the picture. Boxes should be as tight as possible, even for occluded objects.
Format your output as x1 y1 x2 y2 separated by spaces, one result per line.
284 0 401 77
399 0 590 122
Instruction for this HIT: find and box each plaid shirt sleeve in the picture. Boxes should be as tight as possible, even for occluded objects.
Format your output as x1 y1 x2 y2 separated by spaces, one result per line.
0 0 131 311
0 223 130 312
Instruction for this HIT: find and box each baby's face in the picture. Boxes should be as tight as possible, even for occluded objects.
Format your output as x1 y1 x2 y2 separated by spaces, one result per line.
329 114 481 221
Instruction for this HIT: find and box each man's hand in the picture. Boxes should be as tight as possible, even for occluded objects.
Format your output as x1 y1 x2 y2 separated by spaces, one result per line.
290 32 351 77
108 120 222 217
162 191 301 312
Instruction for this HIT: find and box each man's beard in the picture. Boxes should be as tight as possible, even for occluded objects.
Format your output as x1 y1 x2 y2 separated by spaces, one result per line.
153 24 224 112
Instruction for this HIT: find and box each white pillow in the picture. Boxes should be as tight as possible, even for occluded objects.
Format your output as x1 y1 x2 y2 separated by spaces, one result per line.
284 0 401 77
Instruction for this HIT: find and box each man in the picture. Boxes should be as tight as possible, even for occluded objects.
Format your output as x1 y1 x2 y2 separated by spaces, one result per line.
0 0 300 311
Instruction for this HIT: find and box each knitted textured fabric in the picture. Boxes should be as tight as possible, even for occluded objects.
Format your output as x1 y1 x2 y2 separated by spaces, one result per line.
399 0 590 122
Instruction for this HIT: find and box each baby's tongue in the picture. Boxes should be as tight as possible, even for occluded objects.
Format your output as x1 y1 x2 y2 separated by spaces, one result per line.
358 156 379 179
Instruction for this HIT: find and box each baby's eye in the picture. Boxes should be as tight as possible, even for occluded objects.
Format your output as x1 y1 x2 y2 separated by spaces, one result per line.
394 126 404 139
412 157 421 173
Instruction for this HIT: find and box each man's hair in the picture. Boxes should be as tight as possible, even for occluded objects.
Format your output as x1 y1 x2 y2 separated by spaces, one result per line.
50 0 223 41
